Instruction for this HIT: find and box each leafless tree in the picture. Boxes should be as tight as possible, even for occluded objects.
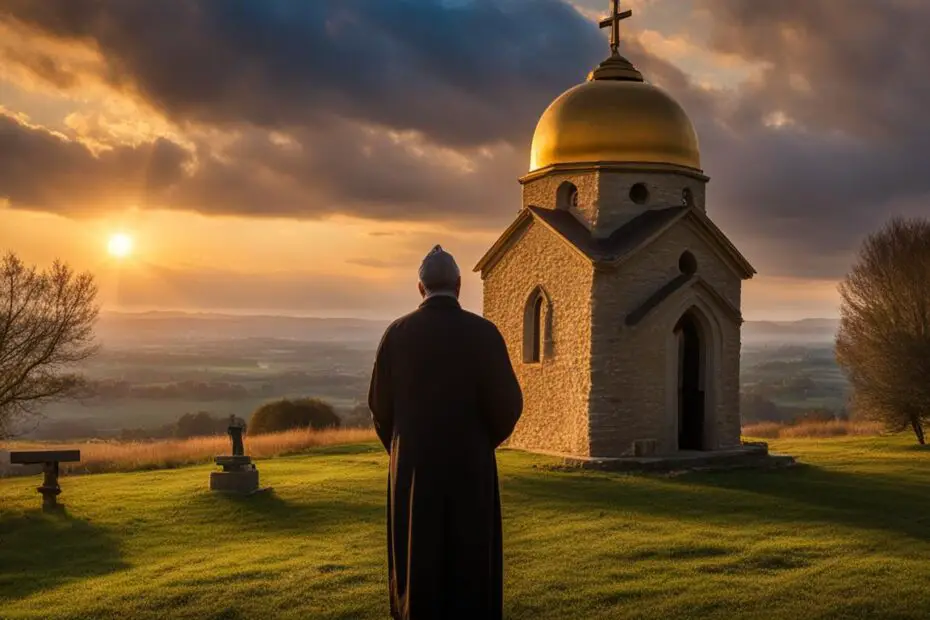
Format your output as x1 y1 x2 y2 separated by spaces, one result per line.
0 252 99 438
836 217 930 445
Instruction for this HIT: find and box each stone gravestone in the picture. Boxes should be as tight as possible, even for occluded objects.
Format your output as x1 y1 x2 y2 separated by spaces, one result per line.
210 416 261 494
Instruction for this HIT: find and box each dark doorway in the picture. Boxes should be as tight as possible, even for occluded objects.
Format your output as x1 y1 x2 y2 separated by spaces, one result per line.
676 312 705 451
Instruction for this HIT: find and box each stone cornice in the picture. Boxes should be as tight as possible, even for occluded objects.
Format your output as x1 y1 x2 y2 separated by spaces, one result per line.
520 161 709 185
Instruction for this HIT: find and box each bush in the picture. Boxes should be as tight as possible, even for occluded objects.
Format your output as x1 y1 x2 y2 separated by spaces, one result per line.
249 398 341 435
340 402 374 428
174 411 227 438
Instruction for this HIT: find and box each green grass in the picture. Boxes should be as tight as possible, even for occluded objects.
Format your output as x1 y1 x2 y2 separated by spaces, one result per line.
2 437 930 619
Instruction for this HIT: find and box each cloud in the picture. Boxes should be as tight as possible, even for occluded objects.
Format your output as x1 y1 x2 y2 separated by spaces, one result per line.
0 0 602 149
0 110 190 214
0 0 602 223
1 0 929 282
624 0 930 278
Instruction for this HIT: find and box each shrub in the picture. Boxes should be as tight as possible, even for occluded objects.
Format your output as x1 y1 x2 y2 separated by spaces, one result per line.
174 411 227 438
249 397 341 434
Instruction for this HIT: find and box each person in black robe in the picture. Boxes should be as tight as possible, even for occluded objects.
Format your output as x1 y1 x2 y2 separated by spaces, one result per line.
368 245 523 620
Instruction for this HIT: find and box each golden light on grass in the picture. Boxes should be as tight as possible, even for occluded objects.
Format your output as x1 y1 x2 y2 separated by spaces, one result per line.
1 427 377 477
742 419 884 439
107 233 134 258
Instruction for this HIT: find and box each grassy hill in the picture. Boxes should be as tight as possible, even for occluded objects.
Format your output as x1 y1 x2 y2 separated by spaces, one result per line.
2 436 929 619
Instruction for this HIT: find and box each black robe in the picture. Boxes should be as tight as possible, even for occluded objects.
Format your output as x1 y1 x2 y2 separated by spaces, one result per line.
368 295 523 620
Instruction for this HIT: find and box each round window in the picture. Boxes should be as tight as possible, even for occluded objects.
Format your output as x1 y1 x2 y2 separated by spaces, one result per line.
679 251 698 276
630 183 649 205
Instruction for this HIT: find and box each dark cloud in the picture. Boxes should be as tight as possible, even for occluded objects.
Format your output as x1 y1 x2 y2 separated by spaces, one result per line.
624 0 930 278
0 111 190 213
0 0 599 222
1 0 929 281
0 0 601 149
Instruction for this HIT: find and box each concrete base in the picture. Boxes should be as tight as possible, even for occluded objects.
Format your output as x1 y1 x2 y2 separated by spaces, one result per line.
210 468 260 494
549 443 795 474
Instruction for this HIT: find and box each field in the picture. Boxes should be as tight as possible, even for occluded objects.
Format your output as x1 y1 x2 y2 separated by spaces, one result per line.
21 315 846 441
2 436 929 619
0 428 378 477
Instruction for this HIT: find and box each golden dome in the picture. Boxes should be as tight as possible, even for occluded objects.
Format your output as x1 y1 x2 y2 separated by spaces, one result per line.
529 55 701 172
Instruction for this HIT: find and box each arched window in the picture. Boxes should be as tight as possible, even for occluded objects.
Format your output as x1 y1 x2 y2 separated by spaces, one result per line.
681 187 695 208
556 181 578 211
531 296 544 362
523 287 553 363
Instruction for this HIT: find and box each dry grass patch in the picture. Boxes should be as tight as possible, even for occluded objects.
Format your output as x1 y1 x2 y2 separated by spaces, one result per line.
743 419 884 439
0 427 377 476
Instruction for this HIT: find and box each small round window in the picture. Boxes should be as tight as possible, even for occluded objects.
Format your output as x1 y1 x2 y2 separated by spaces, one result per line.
679 251 698 276
630 183 649 205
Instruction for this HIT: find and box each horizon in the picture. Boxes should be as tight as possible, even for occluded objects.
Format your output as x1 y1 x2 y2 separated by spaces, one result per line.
3 1 925 321
97 307 841 324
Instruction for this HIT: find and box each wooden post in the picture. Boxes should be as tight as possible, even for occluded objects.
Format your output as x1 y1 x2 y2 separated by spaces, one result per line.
39 461 63 512
10 450 80 511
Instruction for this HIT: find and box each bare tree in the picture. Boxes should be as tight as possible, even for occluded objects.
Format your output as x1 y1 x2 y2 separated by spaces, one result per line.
836 217 930 444
0 252 99 438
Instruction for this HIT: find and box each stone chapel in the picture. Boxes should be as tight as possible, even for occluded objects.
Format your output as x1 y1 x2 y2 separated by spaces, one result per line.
474 6 756 461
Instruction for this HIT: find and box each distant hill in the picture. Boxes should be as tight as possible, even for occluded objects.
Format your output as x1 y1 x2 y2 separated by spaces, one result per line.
96 311 390 346
98 311 839 347
742 318 839 345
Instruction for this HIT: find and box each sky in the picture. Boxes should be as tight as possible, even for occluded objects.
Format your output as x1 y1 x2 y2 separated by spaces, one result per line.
0 0 927 320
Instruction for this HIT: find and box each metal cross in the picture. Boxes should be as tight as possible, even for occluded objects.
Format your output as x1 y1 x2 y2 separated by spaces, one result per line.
598 0 633 56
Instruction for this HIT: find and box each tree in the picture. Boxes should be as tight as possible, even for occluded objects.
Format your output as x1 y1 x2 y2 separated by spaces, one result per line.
836 217 930 444
0 252 99 438
249 397 340 434
174 411 226 438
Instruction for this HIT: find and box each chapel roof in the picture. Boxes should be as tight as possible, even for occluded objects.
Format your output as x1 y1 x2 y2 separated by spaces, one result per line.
473 206 755 279
528 3 701 173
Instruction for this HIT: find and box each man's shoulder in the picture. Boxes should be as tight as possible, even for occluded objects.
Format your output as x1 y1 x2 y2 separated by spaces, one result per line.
457 308 499 331
386 305 500 335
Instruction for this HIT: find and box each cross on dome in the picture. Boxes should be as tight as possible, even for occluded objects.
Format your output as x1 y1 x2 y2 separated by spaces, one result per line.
598 0 633 56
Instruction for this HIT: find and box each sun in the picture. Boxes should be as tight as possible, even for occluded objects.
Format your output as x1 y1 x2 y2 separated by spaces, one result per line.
107 233 134 258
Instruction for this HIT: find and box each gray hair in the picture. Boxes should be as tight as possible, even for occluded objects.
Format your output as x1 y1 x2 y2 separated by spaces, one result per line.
418 245 460 293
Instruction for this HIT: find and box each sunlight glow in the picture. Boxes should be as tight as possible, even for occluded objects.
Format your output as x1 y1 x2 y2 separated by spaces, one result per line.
107 233 134 258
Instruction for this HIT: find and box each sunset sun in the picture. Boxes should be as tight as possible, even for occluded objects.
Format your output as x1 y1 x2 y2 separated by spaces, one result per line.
107 233 134 258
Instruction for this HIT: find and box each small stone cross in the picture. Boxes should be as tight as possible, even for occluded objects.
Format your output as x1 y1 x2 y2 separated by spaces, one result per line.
227 415 246 457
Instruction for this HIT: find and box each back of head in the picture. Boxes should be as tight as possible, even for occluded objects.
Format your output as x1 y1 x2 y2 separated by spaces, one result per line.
418 245 460 296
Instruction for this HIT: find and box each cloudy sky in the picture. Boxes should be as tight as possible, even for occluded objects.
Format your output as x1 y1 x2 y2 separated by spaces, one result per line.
0 0 926 320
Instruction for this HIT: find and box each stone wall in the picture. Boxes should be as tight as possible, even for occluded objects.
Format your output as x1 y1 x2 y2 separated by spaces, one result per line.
596 171 707 236
521 169 599 230
482 220 595 456
521 167 708 239
588 220 743 457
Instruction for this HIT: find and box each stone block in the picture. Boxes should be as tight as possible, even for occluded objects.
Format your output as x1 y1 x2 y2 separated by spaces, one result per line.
210 468 259 494
633 439 657 456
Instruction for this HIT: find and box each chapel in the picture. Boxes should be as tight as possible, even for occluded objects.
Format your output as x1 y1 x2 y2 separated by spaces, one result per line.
474 4 756 460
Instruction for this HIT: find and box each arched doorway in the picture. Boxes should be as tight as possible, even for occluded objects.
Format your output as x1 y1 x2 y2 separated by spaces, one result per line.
676 311 705 450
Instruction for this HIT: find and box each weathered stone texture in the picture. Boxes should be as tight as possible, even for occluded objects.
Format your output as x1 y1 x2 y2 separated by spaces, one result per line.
482 220 594 456
484 169 745 460
588 220 743 456
521 170 599 229
595 171 707 236
522 168 707 238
